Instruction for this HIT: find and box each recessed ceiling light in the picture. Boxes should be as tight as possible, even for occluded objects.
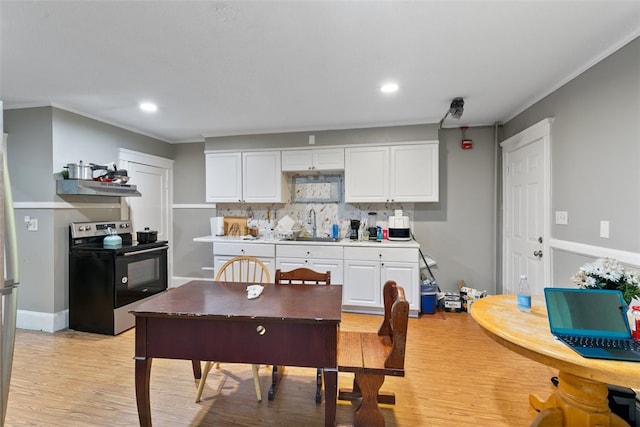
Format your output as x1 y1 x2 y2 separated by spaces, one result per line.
139 102 158 112
380 83 399 93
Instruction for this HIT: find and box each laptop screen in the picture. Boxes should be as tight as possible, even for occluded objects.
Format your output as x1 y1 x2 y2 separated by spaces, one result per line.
544 288 631 339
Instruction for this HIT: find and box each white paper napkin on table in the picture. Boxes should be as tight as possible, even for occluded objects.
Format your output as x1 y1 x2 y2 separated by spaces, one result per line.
246 284 264 299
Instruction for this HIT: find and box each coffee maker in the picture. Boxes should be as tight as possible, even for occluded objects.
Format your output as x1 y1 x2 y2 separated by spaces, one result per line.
350 219 361 240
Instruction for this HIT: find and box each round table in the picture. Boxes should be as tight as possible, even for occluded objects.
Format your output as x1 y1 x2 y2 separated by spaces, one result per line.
471 294 640 427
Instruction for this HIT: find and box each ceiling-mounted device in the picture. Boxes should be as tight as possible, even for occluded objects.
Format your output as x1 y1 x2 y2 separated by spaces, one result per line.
439 97 465 128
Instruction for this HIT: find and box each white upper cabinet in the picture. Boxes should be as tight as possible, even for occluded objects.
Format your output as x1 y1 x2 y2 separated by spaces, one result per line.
344 146 389 202
281 148 344 172
206 150 286 203
242 151 286 202
389 143 439 202
344 142 439 203
205 152 242 202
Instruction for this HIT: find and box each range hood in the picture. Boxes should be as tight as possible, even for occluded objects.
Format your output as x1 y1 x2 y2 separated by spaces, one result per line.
56 179 142 197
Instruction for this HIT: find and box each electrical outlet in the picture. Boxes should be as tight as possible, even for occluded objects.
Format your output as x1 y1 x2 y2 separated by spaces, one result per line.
555 211 568 225
27 218 38 231
600 220 610 238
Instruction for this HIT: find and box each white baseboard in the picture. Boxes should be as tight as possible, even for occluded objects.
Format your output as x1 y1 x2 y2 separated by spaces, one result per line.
17 309 68 333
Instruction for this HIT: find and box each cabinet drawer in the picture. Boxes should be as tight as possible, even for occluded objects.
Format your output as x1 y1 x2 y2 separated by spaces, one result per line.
277 244 343 259
214 242 275 258
344 246 417 262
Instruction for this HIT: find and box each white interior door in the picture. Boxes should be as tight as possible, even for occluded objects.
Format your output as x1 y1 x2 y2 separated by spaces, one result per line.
127 163 168 242
501 119 552 296
118 149 174 284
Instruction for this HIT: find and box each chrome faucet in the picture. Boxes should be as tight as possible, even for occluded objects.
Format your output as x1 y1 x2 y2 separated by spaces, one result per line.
308 208 317 238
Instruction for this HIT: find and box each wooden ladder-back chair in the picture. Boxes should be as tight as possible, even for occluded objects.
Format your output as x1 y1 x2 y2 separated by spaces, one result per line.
272 267 331 403
195 256 271 403
338 280 409 427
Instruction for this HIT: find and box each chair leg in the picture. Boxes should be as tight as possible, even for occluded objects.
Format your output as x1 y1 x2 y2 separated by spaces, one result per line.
252 364 262 401
316 368 323 404
195 361 214 403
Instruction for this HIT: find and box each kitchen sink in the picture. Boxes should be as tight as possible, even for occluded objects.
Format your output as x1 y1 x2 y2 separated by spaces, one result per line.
280 237 339 243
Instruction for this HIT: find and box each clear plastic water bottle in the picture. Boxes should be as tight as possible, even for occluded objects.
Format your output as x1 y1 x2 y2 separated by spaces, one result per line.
517 275 531 312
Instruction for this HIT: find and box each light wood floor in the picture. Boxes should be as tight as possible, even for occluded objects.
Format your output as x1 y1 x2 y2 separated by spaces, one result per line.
5 310 557 426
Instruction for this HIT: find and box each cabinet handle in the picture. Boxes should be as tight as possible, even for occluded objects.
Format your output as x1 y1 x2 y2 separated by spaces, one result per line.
305 260 309 264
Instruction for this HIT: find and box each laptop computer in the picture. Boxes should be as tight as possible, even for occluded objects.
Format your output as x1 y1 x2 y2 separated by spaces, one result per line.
544 287 640 362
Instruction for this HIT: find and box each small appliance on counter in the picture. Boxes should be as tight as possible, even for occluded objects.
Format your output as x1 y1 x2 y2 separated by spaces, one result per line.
210 217 225 236
388 209 411 241
349 219 361 240
367 212 378 241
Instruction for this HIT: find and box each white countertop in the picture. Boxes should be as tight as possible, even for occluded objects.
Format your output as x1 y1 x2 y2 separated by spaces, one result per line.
193 235 420 248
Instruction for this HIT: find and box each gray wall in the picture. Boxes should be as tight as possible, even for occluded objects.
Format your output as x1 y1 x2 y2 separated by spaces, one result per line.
172 142 215 279
503 36 640 281
4 107 172 324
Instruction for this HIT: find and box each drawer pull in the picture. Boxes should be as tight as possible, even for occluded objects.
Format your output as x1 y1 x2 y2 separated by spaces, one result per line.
256 325 266 336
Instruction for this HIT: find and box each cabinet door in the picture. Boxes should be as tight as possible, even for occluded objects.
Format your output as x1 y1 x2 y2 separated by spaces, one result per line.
343 259 381 307
381 261 419 312
344 146 389 202
205 152 242 202
389 143 439 202
243 151 285 202
312 148 344 171
281 150 313 171
309 259 344 285
282 148 344 171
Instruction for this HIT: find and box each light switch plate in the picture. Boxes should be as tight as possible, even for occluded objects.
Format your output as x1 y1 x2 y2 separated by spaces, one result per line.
555 211 568 225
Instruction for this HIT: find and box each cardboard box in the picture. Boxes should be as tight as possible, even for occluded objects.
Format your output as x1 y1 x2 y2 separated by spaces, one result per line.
442 294 462 312
457 280 487 312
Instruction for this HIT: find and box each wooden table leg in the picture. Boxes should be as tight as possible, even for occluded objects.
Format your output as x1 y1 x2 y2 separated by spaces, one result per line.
324 368 338 427
135 356 152 427
192 360 202 380
529 371 630 427
353 372 385 427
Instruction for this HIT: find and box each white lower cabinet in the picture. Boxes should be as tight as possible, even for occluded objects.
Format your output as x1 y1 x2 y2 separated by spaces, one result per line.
275 244 344 285
343 246 419 313
213 242 276 281
202 238 420 316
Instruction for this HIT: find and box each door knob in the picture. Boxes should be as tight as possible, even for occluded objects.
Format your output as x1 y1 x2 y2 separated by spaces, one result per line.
538 236 543 243
533 250 543 258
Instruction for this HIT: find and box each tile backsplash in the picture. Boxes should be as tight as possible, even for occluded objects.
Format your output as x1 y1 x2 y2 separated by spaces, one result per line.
216 178 414 239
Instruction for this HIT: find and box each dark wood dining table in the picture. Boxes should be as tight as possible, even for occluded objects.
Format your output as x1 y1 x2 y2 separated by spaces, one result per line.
130 280 343 426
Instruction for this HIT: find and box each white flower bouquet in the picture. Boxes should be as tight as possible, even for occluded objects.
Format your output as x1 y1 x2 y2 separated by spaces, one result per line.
571 257 640 304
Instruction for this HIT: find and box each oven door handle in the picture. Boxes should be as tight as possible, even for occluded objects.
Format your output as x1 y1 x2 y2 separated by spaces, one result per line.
123 246 167 256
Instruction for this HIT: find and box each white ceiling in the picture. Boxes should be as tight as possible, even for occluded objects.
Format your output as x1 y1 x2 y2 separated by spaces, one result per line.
2 1 639 143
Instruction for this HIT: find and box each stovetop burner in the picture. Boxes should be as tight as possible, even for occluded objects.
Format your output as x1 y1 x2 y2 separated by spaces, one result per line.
69 221 168 254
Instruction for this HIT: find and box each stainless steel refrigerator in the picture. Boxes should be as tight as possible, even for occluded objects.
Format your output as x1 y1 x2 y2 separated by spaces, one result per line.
0 101 19 426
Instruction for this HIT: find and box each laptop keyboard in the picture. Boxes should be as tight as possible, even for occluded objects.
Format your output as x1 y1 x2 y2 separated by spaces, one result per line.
559 335 640 352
